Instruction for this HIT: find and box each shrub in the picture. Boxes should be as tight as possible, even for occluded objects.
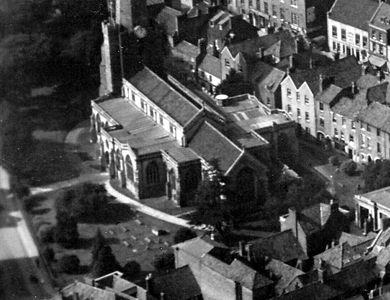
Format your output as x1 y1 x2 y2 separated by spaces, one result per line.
58 255 80 274
329 155 340 167
38 225 55 243
341 159 357 176
153 252 175 271
173 228 197 245
123 261 141 277
42 247 55 262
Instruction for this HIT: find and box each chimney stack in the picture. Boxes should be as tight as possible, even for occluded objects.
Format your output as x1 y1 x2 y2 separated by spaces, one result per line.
309 57 314 69
330 199 339 214
239 241 246 257
319 74 324 92
245 244 253 262
318 259 327 283
160 292 166 300
146 273 153 294
351 81 357 94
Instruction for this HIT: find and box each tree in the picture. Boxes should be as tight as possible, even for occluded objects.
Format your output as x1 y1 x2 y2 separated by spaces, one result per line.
58 255 80 274
123 261 141 277
91 228 106 264
92 245 121 278
55 211 79 248
277 133 298 167
363 160 390 192
153 252 175 271
341 159 357 176
329 155 341 167
173 228 197 244
216 69 253 97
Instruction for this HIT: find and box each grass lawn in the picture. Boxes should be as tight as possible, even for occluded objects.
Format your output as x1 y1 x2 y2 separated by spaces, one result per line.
26 185 186 288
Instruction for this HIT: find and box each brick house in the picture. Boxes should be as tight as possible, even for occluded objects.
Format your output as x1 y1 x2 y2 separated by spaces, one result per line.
227 0 336 35
327 0 377 63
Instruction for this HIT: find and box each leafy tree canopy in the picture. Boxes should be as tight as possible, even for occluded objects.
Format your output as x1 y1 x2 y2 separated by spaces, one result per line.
363 160 390 192
216 69 253 97
173 228 197 245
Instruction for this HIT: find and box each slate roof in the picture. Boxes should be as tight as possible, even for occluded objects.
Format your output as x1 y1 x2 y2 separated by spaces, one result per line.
155 6 182 36
188 121 242 172
315 84 343 105
127 67 200 126
358 101 390 133
338 231 376 247
201 255 273 290
314 242 363 270
147 0 165 6
265 259 304 295
357 73 380 90
174 235 228 259
289 56 361 95
227 30 296 59
249 230 308 263
94 97 178 155
174 40 201 58
328 0 378 31
367 82 390 105
331 90 368 119
198 54 222 78
251 60 286 93
152 266 202 300
370 2 390 31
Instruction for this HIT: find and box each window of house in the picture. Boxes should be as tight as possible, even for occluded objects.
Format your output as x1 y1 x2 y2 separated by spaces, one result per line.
267 97 271 105
367 137 371 148
378 142 381 153
332 113 336 123
249 0 253 6
150 107 155 118
334 128 338 137
372 30 376 40
342 117 346 126
272 5 277 16
333 42 337 51
146 161 160 184
363 36 368 48
319 102 324 111
349 134 354 142
305 127 310 134
304 95 309 105
291 0 297 6
209 75 212 81
380 45 384 55
377 128 381 136
159 114 164 125
296 92 300 101
287 88 292 98
264 2 269 14
238 65 243 72
355 34 360 46
367 124 371 132
320 118 324 127
257 0 260 9
351 121 356 130
297 108 301 118
332 26 337 38
379 33 383 42
305 112 309 122
280 8 285 20
225 59 230 67
170 123 177 138
361 134 365 147
131 92 135 101
291 13 299 25
125 155 134 182
287 104 292 113
341 29 346 41
341 131 345 141
141 100 147 112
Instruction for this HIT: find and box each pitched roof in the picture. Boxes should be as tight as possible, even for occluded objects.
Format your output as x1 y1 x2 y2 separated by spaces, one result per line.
315 84 343 105
174 235 227 259
338 231 376 247
188 121 242 172
201 255 273 290
265 259 304 295
227 30 296 59
367 82 390 105
127 67 200 126
370 2 390 31
377 244 390 267
289 56 361 95
358 100 390 132
152 266 201 300
328 0 378 31
174 40 201 58
198 54 222 78
251 60 286 93
155 6 182 36
314 242 362 270
331 90 368 119
249 230 308 263
357 73 380 90
162 147 200 164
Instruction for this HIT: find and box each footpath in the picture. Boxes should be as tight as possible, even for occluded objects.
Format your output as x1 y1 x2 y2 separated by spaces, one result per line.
30 122 193 229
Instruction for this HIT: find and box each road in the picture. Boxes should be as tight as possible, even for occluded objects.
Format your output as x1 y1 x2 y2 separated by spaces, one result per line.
0 165 53 300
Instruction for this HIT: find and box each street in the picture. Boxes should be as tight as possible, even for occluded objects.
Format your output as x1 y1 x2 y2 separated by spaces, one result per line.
0 165 53 300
